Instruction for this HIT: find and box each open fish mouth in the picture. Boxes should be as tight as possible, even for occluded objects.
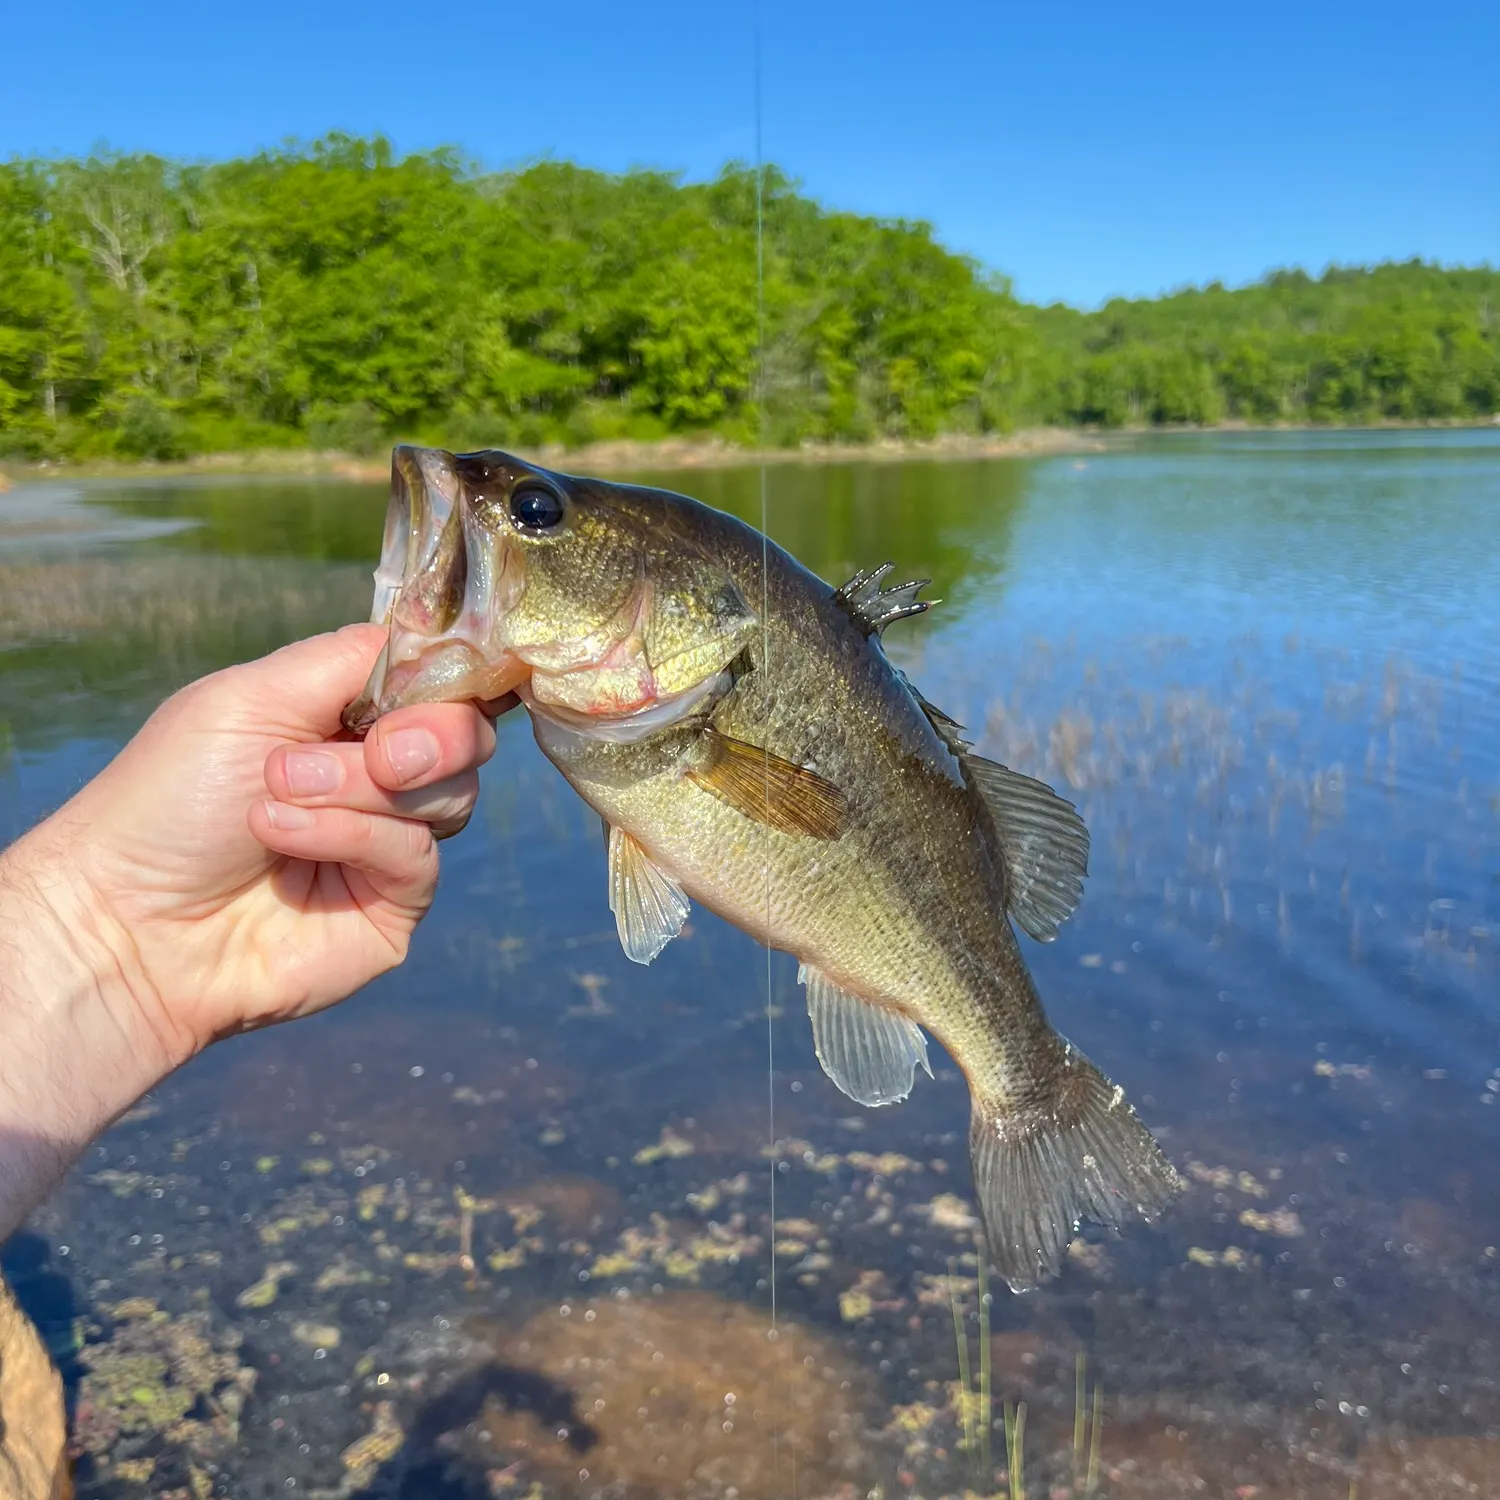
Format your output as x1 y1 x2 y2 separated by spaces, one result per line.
342 445 529 735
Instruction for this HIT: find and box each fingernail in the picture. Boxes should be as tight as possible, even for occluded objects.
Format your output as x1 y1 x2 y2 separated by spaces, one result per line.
284 750 343 797
264 799 315 830
384 726 440 784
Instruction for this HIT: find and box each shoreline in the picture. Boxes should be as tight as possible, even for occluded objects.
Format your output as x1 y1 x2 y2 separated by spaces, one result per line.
0 427 1106 488
1 414 1494 493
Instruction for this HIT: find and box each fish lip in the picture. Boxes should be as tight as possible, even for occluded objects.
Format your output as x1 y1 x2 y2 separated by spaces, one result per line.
343 445 522 734
370 446 461 627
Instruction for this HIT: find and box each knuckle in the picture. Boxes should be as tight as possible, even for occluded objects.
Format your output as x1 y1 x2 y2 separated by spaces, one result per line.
170 672 230 720
404 819 438 866
347 812 379 852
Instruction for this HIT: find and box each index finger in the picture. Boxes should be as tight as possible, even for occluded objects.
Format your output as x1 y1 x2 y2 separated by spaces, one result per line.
364 702 498 792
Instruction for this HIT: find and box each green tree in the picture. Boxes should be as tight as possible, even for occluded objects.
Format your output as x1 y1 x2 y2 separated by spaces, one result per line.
1 140 1496 460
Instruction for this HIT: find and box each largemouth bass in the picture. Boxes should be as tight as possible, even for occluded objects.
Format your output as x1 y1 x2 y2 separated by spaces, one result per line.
345 446 1181 1290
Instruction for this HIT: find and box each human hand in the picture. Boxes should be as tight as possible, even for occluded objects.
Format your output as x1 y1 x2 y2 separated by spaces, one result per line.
5 624 496 1073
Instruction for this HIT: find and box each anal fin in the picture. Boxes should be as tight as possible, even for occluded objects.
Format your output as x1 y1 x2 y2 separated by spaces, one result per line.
608 826 689 965
800 963 932 1107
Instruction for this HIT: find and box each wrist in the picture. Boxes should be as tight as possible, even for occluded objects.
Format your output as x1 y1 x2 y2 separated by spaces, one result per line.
0 826 183 1210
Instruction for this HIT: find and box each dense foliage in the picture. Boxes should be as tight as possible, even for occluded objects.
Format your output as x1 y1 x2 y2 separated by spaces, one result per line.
0 136 1495 459
1027 264 1500 427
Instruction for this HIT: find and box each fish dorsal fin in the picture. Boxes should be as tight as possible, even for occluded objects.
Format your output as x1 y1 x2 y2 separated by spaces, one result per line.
964 755 1089 942
900 672 972 755
901 674 1089 942
800 963 932 1107
834 564 934 636
608 826 690 964
688 729 846 840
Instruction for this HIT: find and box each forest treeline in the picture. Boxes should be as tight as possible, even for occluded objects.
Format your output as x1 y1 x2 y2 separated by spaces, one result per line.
1 135 1496 460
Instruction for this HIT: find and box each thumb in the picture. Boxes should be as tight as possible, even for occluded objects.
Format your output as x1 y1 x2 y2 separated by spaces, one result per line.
217 624 388 740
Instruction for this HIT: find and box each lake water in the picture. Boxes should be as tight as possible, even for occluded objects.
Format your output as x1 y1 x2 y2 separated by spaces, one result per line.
2 429 1499 1499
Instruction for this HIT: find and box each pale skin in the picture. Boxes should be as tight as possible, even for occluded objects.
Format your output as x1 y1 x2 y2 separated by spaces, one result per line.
0 624 500 1242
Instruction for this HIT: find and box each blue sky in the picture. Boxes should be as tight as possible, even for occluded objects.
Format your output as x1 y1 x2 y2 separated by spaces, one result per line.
5 0 1495 308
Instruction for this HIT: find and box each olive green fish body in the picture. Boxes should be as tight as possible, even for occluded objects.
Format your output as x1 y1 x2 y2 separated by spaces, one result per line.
349 447 1181 1289
533 528 1033 1065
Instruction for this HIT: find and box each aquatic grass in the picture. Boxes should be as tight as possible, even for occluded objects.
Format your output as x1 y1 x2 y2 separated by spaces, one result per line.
1003 1396 1027 1500
947 1253 993 1481
1073 1351 1104 1494
947 1259 976 1463
1073 1353 1085 1479
978 1254 992 1477
0 553 371 751
0 554 367 649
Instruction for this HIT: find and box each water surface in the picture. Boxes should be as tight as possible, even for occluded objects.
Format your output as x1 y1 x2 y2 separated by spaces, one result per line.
3 430 1498 1499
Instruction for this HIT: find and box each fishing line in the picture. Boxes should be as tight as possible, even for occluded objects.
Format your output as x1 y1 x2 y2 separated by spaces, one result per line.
754 20 801 1497
753 0 776 1343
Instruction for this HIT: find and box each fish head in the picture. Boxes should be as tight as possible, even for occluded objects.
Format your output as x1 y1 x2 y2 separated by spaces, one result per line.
343 445 759 733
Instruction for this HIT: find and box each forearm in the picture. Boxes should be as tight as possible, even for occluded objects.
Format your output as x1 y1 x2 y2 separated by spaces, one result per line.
0 826 176 1242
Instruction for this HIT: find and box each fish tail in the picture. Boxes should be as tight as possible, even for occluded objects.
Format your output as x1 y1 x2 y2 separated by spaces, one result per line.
968 1044 1181 1292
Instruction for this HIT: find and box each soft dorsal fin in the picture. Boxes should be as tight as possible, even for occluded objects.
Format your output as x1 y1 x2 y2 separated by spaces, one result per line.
902 676 1089 942
608 826 690 964
687 729 846 840
800 963 932 1106
833 564 935 636
964 756 1089 942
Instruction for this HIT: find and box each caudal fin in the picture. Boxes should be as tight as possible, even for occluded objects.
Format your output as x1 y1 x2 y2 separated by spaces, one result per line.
969 1045 1180 1292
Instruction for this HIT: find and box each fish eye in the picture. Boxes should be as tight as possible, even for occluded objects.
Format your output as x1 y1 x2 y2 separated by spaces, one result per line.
509 484 566 533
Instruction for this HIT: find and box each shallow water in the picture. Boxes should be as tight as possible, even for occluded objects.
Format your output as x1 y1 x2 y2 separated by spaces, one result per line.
3 430 1499 1499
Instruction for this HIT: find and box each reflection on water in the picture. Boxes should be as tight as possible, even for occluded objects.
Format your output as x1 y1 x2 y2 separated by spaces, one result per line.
3 430 1500 1498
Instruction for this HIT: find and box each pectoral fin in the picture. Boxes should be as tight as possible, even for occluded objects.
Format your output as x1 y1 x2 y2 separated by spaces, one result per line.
964 755 1089 942
688 729 846 840
608 826 690 964
800 963 932 1107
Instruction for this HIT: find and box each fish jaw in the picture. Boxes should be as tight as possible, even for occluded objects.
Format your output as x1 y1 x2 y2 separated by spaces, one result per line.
344 445 531 732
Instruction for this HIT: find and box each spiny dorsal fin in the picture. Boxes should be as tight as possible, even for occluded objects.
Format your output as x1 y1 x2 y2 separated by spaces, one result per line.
965 755 1089 942
608 826 690 964
900 671 972 755
800 963 932 1106
687 729 846 840
834 564 935 636
901 675 1089 942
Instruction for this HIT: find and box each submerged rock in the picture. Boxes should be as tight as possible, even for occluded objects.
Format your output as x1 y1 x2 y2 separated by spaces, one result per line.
453 1290 874 1497
0 1273 70 1500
